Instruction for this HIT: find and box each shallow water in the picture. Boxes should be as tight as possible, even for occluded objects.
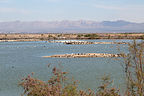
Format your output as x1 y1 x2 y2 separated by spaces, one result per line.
0 39 142 96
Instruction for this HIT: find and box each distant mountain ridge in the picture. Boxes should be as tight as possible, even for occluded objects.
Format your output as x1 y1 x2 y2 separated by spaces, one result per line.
0 20 144 33
101 20 133 27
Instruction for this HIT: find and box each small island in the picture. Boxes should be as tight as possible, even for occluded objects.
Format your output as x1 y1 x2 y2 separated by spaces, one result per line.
49 40 128 45
43 53 123 58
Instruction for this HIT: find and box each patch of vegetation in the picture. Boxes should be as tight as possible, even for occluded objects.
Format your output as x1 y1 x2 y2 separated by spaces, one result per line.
20 67 120 96
141 35 144 39
77 34 83 38
84 34 98 39
123 41 144 95
57 34 62 37
48 35 53 38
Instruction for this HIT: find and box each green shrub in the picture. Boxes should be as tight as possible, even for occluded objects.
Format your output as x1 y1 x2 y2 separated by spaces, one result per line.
84 34 98 39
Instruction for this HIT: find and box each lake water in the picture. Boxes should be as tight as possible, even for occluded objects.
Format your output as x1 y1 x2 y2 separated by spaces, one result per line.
0 39 141 96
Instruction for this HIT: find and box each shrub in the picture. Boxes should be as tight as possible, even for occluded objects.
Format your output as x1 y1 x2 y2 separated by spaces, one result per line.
77 34 83 38
20 67 120 96
20 67 80 96
124 41 144 96
84 34 98 39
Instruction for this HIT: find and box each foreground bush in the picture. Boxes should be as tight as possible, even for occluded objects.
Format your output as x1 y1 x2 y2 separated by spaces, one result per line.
124 41 144 96
20 67 120 96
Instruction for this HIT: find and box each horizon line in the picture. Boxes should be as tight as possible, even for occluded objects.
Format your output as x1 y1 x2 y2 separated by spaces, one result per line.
0 20 143 23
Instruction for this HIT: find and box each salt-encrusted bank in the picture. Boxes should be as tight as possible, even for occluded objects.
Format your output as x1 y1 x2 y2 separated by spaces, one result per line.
49 40 128 45
43 53 123 58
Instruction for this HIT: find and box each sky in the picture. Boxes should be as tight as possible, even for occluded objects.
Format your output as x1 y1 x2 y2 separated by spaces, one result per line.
0 0 144 23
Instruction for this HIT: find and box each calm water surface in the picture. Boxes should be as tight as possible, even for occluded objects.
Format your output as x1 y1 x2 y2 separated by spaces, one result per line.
0 39 141 96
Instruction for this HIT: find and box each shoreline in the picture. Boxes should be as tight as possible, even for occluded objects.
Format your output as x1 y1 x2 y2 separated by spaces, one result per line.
0 33 144 42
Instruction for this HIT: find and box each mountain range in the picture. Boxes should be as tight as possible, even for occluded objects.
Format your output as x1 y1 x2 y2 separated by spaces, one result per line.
0 20 144 33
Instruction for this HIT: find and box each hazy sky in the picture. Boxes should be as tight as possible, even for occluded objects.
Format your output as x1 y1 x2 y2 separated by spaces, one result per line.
0 0 144 22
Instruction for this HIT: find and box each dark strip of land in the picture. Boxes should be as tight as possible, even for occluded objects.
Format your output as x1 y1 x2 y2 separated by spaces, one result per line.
0 33 144 42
